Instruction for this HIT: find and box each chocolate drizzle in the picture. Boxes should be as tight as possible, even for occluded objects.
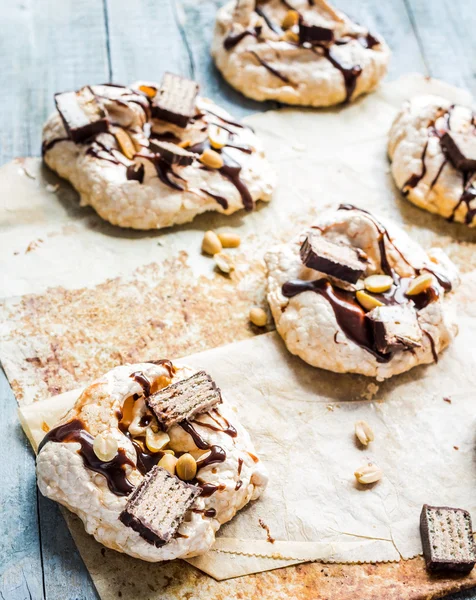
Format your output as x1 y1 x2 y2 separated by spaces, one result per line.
189 140 254 211
198 482 226 497
250 51 291 84
403 141 429 192
131 439 161 475
311 46 361 103
38 419 135 496
224 29 257 50
179 420 227 469
42 137 69 155
255 6 283 35
130 371 151 397
201 188 229 210
193 410 238 438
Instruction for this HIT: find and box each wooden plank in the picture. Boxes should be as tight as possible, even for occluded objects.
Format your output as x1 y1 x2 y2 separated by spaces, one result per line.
0 1 109 598
176 0 276 118
105 0 192 83
0 370 45 600
405 0 476 96
336 0 427 79
0 0 109 165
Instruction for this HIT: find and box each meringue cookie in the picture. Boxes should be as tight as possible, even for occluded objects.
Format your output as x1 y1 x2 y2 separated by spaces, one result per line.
389 95 476 226
265 205 459 380
212 0 390 106
42 79 275 230
36 361 267 561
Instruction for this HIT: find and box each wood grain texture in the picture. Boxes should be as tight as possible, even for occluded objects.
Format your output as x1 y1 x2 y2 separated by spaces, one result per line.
1 0 476 599
105 0 192 83
0 370 45 600
404 0 476 96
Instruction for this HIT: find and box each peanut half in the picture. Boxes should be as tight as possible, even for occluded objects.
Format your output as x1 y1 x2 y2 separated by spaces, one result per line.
202 230 222 255
356 290 384 311
114 128 136 160
406 273 434 296
158 453 178 476
354 463 382 485
200 148 224 169
218 232 241 248
93 432 118 462
364 274 393 293
249 307 267 327
354 420 375 446
214 252 235 274
176 453 197 481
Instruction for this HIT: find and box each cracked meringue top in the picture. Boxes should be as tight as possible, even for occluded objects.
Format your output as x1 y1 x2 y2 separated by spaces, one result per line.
212 0 390 106
389 95 476 227
265 205 459 380
36 361 267 561
42 74 275 229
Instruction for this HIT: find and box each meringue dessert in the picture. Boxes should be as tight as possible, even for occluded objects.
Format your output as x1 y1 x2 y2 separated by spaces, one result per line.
212 0 390 106
389 95 476 226
36 361 267 561
42 73 275 229
265 205 459 380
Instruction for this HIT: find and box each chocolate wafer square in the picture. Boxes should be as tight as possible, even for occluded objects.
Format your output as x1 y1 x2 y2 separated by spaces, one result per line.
300 232 366 284
420 504 476 573
367 304 422 354
149 140 195 166
55 86 108 143
119 465 200 546
151 73 199 128
146 371 222 430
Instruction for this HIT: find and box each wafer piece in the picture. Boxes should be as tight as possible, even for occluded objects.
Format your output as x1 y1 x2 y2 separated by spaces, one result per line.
300 232 366 283
147 371 222 430
440 131 476 172
151 73 199 127
420 504 476 573
149 140 195 166
367 304 422 354
55 86 108 143
119 465 200 546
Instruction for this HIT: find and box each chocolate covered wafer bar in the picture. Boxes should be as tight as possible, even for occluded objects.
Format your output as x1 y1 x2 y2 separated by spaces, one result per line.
152 73 199 128
300 232 366 284
299 22 334 45
367 304 422 354
149 140 195 166
147 371 222 430
420 504 476 573
440 131 476 172
120 465 200 546
55 86 109 143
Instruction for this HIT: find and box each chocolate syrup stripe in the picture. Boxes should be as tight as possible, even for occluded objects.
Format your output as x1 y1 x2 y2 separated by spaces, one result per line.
38 419 135 496
189 140 254 211
403 105 476 224
180 421 227 470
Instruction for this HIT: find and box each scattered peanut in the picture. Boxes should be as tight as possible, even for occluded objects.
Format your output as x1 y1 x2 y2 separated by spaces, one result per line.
208 124 230 150
200 148 224 169
218 232 241 248
93 432 118 462
405 273 434 296
214 252 235 274
282 9 299 29
176 453 197 481
114 128 136 160
354 463 383 485
364 274 393 294
158 453 178 475
202 230 222 255
178 139 192 149
356 290 384 311
282 30 300 43
354 420 375 446
145 428 170 453
138 84 157 98
249 307 267 327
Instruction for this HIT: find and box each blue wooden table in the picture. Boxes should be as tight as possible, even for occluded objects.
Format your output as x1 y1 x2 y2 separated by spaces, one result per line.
1 1 475 598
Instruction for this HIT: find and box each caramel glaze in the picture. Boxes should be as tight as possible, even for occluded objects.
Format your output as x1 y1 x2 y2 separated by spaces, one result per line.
38 419 135 496
282 204 452 361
